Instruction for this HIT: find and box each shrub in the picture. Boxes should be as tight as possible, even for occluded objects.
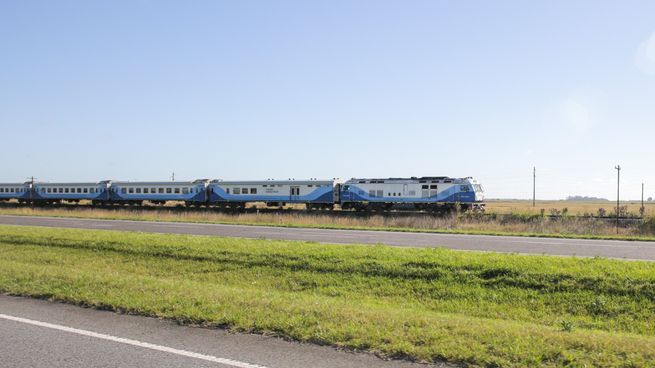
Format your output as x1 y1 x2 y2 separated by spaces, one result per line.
560 320 575 332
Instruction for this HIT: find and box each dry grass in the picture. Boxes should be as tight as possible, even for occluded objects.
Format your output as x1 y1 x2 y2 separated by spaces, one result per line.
0 203 654 239
487 200 655 217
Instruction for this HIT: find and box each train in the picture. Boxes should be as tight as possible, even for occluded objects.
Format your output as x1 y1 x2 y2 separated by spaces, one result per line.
0 176 485 212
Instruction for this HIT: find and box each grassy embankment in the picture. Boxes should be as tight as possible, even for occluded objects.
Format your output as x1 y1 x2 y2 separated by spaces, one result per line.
1 225 654 367
1 205 655 241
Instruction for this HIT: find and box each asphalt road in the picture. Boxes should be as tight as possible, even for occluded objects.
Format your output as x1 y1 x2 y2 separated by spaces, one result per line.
0 295 446 368
0 215 654 260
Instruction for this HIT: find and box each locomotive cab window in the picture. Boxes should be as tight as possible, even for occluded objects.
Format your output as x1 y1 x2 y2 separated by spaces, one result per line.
460 185 469 192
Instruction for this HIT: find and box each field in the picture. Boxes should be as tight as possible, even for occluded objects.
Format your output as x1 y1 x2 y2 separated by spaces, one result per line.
0 225 654 367
486 199 655 217
1 200 655 240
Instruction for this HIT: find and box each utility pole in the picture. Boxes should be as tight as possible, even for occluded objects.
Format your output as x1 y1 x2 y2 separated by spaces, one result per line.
532 167 536 207
27 176 36 206
171 172 175 182
615 165 621 234
642 182 645 217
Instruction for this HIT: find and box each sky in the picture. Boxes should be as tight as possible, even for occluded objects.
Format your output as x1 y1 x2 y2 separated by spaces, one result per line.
1 1 654 200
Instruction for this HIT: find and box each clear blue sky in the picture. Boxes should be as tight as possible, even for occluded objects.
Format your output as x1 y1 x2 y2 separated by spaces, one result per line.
1 1 654 199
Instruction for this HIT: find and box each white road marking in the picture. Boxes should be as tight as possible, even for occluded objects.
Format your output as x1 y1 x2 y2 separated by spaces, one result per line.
0 313 270 368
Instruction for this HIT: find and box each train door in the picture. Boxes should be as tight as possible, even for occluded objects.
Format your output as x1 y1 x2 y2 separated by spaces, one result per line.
421 185 430 198
429 184 438 198
290 186 300 201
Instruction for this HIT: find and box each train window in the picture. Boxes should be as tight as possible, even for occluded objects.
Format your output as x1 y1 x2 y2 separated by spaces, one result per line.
174 188 180 194
83 188 88 193
182 188 188 194
77 188 81 193
0 188 4 193
157 188 163 193
135 188 141 194
358 180 366 184
166 188 172 194
143 188 149 194
225 188 230 194
241 188 247 194
121 188 126 194
250 188 257 194
128 188 134 194
419 180 426 183
64 188 69 193
234 188 240 194
460 185 469 192
430 185 437 189
422 185 428 189
369 190 376 197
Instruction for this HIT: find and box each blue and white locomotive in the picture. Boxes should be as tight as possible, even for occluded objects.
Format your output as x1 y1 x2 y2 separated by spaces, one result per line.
340 176 484 211
0 175 484 212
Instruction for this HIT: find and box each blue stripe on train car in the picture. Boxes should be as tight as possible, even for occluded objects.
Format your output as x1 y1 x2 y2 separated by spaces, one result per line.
208 186 334 204
110 190 207 202
32 192 111 201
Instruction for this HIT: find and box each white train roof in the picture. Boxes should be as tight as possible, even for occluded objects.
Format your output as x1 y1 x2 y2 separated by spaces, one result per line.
111 181 206 186
346 177 471 184
211 179 335 185
33 182 111 186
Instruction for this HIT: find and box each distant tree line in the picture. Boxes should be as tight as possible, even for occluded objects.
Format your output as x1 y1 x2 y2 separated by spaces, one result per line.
566 195 609 202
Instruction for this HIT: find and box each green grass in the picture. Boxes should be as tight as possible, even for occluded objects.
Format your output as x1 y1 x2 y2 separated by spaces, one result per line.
1 206 654 242
1 225 654 367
